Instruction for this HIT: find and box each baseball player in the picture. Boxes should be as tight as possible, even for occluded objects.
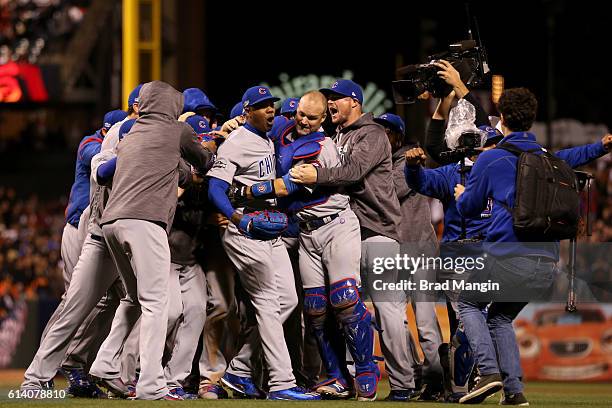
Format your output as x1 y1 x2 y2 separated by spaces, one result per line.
90 81 216 400
20 83 145 397
162 114 214 399
206 85 319 400
229 101 245 120
237 91 379 400
374 112 444 399
290 79 418 401
19 114 137 396
21 110 126 397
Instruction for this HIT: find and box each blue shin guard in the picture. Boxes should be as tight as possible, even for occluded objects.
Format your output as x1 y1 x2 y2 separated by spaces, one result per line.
304 287 346 383
329 279 378 398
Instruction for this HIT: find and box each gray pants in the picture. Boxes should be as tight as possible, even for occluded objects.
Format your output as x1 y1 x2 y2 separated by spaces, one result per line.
199 229 238 384
91 219 171 400
222 222 297 392
409 266 443 380
21 234 121 389
117 262 183 386
165 262 207 388
298 209 361 288
361 235 415 391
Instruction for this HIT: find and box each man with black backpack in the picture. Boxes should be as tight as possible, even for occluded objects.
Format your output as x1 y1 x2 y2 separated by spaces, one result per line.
453 88 611 405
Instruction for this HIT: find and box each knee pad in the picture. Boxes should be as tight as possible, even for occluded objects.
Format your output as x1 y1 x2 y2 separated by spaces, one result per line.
304 287 327 320
329 278 360 309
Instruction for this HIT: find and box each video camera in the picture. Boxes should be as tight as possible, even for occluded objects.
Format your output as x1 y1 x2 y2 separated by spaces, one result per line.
438 130 484 163
392 39 490 104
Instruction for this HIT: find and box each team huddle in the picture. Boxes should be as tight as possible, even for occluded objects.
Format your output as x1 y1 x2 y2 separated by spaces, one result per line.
19 62 612 404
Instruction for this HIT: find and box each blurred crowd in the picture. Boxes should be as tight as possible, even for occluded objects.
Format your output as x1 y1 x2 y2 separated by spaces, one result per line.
0 186 65 322
0 0 89 65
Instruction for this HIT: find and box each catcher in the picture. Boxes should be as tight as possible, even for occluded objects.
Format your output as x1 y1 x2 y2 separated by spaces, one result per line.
206 85 320 401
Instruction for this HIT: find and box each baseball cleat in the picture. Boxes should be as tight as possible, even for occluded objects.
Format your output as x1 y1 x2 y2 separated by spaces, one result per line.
169 386 197 400
384 388 419 401
93 377 132 399
61 368 107 398
313 378 351 399
268 386 322 400
220 373 265 399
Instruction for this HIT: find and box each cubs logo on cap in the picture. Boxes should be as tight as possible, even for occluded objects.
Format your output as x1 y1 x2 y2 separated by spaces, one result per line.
241 85 280 108
280 97 300 114
320 79 364 104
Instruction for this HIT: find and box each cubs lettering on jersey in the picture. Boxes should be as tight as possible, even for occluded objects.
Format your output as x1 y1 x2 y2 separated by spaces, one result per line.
258 154 275 178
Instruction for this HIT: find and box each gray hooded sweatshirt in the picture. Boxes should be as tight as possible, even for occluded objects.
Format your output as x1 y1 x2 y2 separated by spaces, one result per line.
101 81 214 233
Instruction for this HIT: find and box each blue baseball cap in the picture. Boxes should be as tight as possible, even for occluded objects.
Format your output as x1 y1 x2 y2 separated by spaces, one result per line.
118 118 136 141
374 113 406 134
183 88 217 113
102 109 128 132
479 125 504 146
128 84 143 108
280 97 299 115
320 79 363 104
185 114 211 135
229 102 244 119
242 86 279 109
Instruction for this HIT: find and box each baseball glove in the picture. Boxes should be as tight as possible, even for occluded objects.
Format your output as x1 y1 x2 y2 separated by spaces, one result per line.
238 210 288 240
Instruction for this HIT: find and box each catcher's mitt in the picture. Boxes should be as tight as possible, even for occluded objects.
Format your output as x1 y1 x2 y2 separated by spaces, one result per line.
238 210 288 240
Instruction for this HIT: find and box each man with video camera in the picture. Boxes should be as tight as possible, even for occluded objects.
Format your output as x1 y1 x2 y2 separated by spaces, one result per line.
454 87 612 405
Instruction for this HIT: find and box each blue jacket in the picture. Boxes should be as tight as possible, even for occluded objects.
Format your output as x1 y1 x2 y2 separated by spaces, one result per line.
405 161 492 242
456 132 606 258
65 131 103 226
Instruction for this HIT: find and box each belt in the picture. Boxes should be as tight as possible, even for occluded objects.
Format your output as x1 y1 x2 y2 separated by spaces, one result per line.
299 213 339 233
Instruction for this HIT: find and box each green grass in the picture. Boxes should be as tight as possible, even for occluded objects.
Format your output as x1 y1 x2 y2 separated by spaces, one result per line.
1 379 611 407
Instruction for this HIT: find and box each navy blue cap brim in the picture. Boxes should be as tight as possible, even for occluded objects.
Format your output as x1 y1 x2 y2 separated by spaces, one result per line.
246 96 280 108
319 88 346 97
373 118 403 133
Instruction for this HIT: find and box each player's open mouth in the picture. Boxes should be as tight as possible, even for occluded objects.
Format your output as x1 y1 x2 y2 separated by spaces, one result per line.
329 106 338 118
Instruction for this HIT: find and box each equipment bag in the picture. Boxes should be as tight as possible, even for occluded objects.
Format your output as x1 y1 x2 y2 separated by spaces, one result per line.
497 142 580 241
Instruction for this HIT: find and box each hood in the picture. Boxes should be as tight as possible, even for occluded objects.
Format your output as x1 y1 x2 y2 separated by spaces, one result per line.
138 81 184 119
341 112 381 132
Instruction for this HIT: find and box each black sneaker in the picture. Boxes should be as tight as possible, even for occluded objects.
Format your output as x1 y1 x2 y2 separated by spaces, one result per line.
501 392 529 406
459 373 503 404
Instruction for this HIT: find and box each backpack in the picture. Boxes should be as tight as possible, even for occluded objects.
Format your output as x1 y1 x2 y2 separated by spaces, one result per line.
497 142 580 241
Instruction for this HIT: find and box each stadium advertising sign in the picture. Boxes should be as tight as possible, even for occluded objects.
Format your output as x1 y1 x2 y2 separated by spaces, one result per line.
0 62 48 103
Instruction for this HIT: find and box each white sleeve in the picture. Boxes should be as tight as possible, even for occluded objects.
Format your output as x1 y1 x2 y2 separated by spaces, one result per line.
91 150 117 185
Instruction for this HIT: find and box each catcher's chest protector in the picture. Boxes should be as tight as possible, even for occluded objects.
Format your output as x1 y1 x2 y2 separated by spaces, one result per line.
498 143 580 241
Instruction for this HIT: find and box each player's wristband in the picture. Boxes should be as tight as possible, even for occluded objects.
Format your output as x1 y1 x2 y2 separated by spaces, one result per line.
282 173 300 195
250 180 275 198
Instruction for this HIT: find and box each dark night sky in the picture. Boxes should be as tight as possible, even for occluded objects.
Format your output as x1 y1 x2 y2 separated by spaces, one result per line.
202 0 611 130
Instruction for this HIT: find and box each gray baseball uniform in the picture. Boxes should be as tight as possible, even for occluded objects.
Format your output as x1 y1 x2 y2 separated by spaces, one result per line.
94 81 214 400
21 127 127 391
198 227 239 385
295 138 361 289
207 124 298 392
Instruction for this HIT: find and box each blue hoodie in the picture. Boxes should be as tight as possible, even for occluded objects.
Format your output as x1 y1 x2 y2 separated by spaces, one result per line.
65 131 104 226
405 160 491 242
456 132 606 259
